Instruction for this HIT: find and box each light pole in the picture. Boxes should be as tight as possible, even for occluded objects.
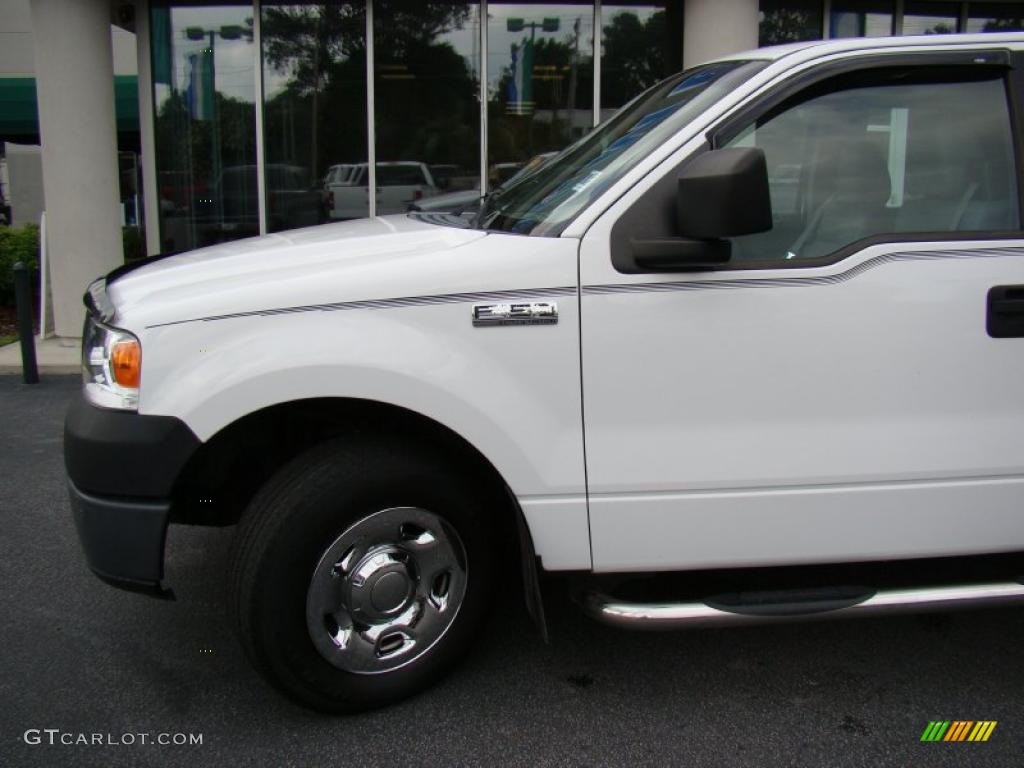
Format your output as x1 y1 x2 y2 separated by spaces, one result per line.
506 16 560 40
505 16 561 154
505 16 560 116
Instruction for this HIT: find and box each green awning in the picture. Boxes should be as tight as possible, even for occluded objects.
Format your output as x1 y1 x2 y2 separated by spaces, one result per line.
0 75 139 141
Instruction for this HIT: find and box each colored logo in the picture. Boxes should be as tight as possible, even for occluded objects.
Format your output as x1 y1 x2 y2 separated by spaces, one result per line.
921 721 997 742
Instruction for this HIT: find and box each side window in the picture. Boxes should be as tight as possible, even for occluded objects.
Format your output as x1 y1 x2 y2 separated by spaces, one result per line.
726 68 1020 264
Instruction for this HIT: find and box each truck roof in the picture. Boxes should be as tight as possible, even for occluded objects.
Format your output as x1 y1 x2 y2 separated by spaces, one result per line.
721 31 1024 63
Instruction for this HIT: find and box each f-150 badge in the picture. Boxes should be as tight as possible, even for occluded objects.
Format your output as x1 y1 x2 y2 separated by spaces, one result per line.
472 301 558 326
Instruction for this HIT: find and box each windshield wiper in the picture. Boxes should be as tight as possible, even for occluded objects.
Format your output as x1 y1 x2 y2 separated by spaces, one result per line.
450 192 488 219
469 189 502 228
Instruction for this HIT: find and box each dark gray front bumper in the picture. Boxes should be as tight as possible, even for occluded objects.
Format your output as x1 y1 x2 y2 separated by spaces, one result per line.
68 480 173 598
64 390 200 598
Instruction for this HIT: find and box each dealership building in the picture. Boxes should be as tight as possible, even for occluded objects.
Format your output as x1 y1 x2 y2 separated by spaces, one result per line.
2 0 1023 337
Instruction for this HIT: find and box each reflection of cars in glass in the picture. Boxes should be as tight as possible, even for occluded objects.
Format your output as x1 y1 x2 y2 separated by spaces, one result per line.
69 35 1024 718
323 164 358 192
411 153 558 214
328 161 438 219
320 164 357 218
198 164 322 238
266 164 323 230
158 170 208 214
406 187 481 214
325 164 357 186
427 164 460 191
490 162 523 187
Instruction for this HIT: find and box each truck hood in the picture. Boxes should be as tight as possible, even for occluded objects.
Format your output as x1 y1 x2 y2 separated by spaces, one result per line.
108 215 488 329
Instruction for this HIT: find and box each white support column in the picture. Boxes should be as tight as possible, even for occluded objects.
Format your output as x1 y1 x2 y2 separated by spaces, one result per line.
136 0 162 256
366 0 376 218
683 0 759 70
30 0 123 338
254 0 268 236
479 0 488 195
592 0 601 128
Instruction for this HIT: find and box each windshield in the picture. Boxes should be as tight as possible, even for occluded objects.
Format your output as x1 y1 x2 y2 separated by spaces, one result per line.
474 60 767 236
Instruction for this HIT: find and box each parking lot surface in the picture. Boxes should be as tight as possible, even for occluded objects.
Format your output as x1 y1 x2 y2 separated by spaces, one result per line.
1 374 1022 767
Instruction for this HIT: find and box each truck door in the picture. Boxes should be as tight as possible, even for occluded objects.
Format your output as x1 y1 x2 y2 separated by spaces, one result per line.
580 50 1024 572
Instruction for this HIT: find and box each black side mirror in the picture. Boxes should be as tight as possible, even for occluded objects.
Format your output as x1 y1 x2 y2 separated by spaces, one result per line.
630 147 772 272
676 147 772 239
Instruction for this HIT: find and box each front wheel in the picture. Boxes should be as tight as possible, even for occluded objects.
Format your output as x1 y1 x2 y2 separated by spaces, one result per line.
230 438 496 713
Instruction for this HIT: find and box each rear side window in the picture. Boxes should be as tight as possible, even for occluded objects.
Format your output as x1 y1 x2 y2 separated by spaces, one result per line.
725 67 1020 264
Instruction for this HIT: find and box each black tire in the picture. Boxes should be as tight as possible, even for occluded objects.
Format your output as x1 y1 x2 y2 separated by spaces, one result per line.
230 436 497 713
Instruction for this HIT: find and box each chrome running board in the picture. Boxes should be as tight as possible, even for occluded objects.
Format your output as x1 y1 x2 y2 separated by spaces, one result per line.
581 581 1024 630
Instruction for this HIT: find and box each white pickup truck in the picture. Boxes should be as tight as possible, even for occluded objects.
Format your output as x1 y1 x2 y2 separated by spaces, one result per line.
66 34 1024 713
327 161 439 219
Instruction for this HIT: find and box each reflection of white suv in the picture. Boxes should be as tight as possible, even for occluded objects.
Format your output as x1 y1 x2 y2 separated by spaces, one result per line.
328 161 438 219
321 164 356 218
67 34 1024 715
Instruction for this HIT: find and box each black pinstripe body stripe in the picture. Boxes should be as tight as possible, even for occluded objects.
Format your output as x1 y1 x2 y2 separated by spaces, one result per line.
144 245 1024 328
146 286 579 328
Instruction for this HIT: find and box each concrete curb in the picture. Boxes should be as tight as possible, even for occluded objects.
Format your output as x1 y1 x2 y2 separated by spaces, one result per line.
0 336 80 376
0 366 80 375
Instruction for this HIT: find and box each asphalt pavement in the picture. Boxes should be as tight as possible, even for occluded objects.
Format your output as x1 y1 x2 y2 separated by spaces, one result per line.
1 374 1022 767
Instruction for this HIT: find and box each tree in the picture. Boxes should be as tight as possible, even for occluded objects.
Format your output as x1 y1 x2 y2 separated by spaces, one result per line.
983 17 1024 31
759 9 817 45
262 5 364 180
487 23 596 165
261 2 476 177
601 11 667 108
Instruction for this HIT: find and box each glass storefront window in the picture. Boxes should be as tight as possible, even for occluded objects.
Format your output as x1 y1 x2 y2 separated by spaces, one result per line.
758 0 823 47
487 2 594 191
374 0 480 213
830 0 893 38
153 0 1024 243
151 2 257 251
601 3 681 119
965 3 1024 33
261 2 367 229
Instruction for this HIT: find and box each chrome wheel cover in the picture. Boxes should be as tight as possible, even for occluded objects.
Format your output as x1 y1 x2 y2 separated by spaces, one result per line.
305 507 468 674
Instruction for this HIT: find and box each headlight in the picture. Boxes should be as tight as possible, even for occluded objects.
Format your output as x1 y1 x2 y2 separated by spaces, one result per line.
82 315 141 410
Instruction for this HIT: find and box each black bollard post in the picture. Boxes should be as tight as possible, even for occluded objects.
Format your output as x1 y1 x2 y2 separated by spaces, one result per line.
13 261 39 384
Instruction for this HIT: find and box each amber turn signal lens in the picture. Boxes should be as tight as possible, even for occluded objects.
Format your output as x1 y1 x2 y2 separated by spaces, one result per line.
111 339 141 388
